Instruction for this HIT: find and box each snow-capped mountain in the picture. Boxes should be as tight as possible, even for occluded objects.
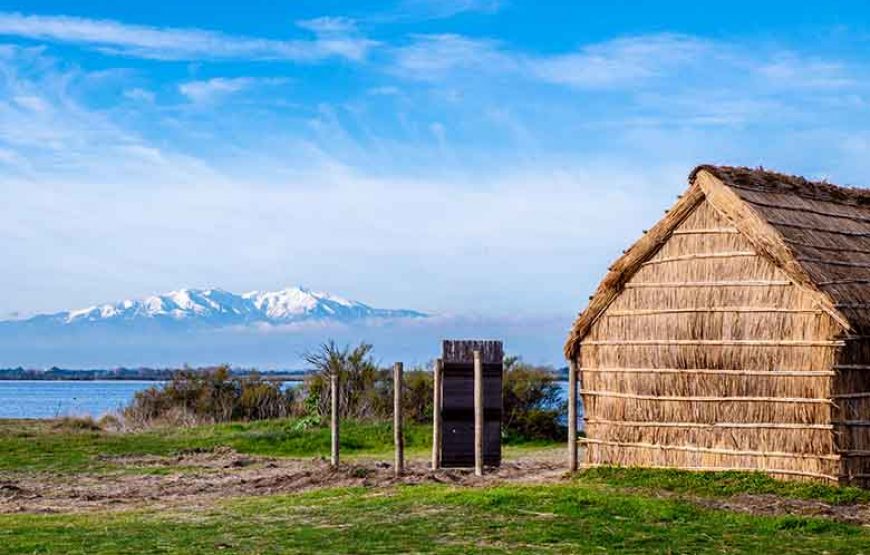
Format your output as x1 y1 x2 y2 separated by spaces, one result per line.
11 286 426 328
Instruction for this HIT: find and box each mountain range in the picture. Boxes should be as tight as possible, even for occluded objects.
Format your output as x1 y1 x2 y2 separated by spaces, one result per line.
4 286 427 329
0 286 566 369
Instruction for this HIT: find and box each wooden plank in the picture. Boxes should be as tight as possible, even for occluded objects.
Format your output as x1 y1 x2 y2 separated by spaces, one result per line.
581 463 837 481
671 228 738 235
582 438 839 460
604 307 822 316
394 362 404 477
582 339 843 347
580 390 833 404
432 358 443 470
833 420 870 426
584 419 833 430
623 280 792 288
440 421 501 467
642 251 757 266
443 340 503 365
474 350 484 477
580 368 835 377
833 392 870 399
568 359 578 472
330 372 339 468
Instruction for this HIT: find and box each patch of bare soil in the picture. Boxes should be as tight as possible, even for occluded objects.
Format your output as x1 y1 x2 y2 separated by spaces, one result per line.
0 448 567 514
693 494 870 526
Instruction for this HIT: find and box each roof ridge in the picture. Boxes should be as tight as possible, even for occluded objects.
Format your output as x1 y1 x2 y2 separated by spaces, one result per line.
691 164 870 206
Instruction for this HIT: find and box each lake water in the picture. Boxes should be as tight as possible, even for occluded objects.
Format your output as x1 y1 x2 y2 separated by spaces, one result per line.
0 381 162 419
0 380 580 420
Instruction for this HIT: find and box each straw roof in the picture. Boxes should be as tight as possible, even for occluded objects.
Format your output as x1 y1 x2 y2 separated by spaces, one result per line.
565 164 870 359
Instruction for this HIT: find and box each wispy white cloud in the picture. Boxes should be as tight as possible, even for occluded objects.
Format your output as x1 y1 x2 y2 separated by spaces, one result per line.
392 33 711 86
0 12 376 62
754 54 853 89
122 87 155 103
296 16 358 34
12 94 50 112
530 34 711 88
398 0 503 19
392 34 514 78
178 77 287 104
179 77 250 103
367 85 403 96
392 32 858 93
0 45 221 183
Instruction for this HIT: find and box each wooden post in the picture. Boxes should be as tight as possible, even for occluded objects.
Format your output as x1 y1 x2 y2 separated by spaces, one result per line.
330 371 339 468
473 349 484 477
394 361 404 477
568 359 578 472
431 358 443 470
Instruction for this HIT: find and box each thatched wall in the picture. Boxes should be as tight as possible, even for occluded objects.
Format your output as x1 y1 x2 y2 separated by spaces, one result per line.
579 199 843 481
707 169 870 485
834 340 870 484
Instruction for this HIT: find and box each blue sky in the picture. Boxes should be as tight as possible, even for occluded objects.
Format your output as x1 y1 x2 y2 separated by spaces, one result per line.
3 0 870 323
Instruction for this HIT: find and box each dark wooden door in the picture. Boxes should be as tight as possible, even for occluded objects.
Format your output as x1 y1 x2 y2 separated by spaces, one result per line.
439 340 503 467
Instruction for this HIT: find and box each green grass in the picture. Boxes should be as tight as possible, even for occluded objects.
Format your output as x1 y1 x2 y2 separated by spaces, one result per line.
0 418 429 473
7 419 870 552
578 466 870 505
0 418 554 474
3 481 870 554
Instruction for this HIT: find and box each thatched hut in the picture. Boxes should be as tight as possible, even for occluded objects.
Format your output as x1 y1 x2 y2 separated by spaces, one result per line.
564 165 870 484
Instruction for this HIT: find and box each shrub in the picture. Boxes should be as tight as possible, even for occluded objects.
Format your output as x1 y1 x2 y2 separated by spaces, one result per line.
402 370 434 423
303 341 385 420
303 344 563 440
52 415 102 432
123 366 295 427
120 344 565 442
97 413 123 431
502 356 564 441
303 343 437 424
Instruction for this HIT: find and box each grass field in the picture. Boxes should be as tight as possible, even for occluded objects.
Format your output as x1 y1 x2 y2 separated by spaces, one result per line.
0 418 436 473
4 419 870 553
0 418 553 474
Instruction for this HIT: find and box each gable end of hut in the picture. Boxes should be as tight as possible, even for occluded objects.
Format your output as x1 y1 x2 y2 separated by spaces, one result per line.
568 165 870 484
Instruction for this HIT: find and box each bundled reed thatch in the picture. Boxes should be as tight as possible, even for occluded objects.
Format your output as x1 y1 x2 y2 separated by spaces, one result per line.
565 165 870 485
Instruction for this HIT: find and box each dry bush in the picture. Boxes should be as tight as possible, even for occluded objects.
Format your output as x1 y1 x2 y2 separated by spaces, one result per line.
123 366 295 428
303 341 385 420
51 415 102 432
97 413 124 431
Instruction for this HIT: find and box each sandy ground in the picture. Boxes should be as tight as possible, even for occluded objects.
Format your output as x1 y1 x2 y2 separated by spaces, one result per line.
0 447 567 514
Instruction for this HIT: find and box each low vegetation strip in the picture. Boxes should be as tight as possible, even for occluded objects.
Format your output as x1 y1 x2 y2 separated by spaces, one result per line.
3 482 870 554
0 418 438 473
580 466 870 505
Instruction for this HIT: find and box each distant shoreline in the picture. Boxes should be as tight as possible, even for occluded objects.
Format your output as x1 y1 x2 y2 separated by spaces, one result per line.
0 367 569 382
0 368 309 382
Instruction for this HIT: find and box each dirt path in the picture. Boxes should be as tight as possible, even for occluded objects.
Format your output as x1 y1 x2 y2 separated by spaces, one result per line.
0 447 568 514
